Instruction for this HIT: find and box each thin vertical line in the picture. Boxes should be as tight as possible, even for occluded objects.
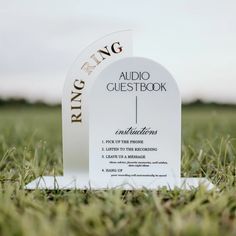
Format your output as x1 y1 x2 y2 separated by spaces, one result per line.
135 96 138 124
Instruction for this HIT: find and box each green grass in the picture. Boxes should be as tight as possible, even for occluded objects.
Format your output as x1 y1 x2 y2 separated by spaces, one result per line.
0 105 236 236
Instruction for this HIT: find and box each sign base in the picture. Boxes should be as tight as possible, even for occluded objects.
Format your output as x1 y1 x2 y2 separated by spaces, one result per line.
25 176 215 190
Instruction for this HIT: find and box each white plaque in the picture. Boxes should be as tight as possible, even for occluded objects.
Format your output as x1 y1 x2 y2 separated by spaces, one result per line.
62 30 132 178
89 57 181 188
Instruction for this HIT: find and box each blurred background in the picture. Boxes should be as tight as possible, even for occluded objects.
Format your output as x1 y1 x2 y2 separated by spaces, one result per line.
0 0 236 104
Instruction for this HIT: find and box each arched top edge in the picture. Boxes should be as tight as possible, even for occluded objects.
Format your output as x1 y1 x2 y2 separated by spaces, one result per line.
94 56 181 98
65 30 132 76
62 30 133 99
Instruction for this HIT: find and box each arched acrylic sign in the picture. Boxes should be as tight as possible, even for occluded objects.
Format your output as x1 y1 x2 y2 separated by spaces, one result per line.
89 57 181 188
62 30 132 181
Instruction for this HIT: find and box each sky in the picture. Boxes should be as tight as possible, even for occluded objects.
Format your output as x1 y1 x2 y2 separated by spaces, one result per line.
0 0 236 104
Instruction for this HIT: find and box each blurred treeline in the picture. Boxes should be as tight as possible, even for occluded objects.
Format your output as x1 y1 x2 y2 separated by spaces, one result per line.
0 98 235 109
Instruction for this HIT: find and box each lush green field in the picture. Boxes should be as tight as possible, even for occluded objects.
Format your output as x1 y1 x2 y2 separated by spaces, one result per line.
0 105 235 236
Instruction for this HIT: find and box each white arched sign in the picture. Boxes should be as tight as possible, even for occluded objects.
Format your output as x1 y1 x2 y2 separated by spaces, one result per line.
89 57 181 189
26 32 214 190
62 30 132 181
